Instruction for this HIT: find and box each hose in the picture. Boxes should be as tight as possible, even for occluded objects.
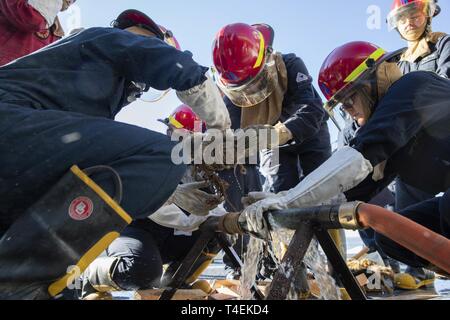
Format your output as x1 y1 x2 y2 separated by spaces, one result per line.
356 203 450 274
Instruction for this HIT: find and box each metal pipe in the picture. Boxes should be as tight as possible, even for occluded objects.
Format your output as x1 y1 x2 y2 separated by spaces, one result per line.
217 202 450 274
356 203 450 274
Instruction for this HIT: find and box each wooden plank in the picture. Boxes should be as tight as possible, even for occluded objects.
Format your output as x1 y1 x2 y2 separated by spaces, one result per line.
135 289 208 301
373 290 439 301
209 293 238 300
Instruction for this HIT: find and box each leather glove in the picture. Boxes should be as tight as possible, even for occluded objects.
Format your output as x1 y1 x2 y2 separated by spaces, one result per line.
177 75 231 130
274 122 293 146
241 192 275 207
168 181 224 216
238 193 288 240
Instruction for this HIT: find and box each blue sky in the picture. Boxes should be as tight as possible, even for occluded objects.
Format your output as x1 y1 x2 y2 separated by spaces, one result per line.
59 0 450 141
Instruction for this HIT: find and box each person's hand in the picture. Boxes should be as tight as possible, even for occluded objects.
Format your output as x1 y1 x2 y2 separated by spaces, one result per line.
274 122 293 146
238 194 287 240
170 181 224 216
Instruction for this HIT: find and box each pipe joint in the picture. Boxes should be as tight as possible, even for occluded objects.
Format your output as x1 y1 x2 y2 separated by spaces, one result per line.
338 202 365 230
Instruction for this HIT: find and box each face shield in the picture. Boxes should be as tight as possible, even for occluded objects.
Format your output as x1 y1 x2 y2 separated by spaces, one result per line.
214 53 278 108
325 70 379 131
387 0 437 31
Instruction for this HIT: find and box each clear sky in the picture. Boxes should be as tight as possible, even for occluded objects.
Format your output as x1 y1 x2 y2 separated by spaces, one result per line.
59 0 450 142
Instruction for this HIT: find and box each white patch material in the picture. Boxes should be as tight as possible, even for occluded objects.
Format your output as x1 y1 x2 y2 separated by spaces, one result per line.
61 132 81 144
296 72 309 84
28 0 62 27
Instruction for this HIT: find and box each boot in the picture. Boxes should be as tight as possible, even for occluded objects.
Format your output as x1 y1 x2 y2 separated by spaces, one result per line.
394 266 435 290
80 256 122 300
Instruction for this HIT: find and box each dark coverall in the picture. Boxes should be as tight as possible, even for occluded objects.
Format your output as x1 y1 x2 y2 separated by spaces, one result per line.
0 27 210 233
344 71 450 268
105 219 201 290
394 34 450 211
224 53 331 195
221 54 331 270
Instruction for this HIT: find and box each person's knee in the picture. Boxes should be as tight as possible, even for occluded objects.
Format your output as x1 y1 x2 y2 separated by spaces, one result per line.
111 255 163 291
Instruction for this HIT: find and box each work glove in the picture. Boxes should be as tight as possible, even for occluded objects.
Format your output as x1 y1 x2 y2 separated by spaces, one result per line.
28 0 63 26
241 192 275 207
168 181 224 216
274 122 294 146
243 122 293 152
238 147 373 240
238 192 288 240
177 75 231 131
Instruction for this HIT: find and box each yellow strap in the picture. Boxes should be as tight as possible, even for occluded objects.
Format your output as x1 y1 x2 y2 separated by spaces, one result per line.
168 115 184 129
48 232 120 297
253 31 265 69
344 48 386 83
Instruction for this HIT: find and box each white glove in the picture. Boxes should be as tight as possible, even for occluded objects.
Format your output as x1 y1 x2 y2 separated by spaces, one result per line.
239 192 289 239
239 147 374 239
177 74 231 130
168 181 224 216
28 0 62 27
241 192 276 207
150 204 227 232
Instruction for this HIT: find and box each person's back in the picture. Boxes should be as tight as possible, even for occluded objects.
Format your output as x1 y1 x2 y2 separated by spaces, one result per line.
0 27 206 121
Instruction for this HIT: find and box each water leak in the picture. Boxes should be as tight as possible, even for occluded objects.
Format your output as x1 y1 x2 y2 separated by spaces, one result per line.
304 238 342 300
240 237 264 300
240 229 342 300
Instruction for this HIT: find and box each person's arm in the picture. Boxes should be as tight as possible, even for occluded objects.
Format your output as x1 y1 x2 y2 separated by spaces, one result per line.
0 0 61 31
81 28 230 129
435 35 450 78
281 54 328 144
238 73 448 238
349 74 445 168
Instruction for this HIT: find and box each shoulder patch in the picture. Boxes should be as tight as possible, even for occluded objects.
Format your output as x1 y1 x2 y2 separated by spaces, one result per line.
296 72 309 83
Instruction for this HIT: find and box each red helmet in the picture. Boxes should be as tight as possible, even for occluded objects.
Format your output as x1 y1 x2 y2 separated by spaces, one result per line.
212 23 274 85
387 0 439 30
212 23 277 107
319 41 387 108
159 104 206 132
113 9 180 49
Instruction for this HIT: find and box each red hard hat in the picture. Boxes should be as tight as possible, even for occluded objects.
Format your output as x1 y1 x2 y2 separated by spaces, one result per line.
159 104 206 132
318 41 386 103
212 23 274 86
158 25 181 50
387 0 439 30
113 10 180 49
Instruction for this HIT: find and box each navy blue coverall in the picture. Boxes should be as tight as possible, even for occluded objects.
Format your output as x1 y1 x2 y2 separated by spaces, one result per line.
225 53 331 195
394 34 450 211
220 54 331 271
0 27 210 232
344 71 450 268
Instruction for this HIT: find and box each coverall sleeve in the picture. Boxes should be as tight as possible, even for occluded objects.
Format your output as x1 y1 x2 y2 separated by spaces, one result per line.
435 35 450 78
81 29 208 92
282 55 328 144
0 0 48 31
350 73 447 168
